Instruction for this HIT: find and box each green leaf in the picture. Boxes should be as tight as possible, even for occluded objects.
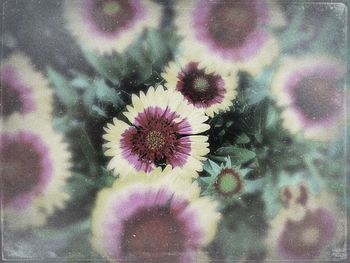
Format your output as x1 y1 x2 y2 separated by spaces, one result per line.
214 146 256 165
91 105 108 118
94 79 123 106
236 133 250 144
46 67 78 108
82 48 121 84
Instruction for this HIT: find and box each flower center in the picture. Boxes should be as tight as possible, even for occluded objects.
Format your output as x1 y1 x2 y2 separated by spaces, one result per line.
177 62 225 108
293 76 341 122
302 227 320 246
0 82 23 117
122 207 185 263
91 0 135 33
145 131 166 151
102 1 120 15
193 77 210 92
0 133 43 204
207 1 257 48
214 168 242 197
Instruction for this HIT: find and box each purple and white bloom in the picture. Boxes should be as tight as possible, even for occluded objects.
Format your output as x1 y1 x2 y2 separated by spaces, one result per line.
175 0 285 76
91 171 221 262
103 86 210 178
267 191 345 261
162 57 238 117
0 53 53 119
1 115 72 229
271 56 346 141
64 0 162 54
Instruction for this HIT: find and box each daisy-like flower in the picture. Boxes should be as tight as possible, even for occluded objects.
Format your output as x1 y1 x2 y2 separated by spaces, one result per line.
64 0 162 54
91 170 221 262
271 56 346 141
0 53 53 119
267 189 345 261
161 57 238 117
103 86 210 178
175 0 285 76
202 157 263 203
1 115 72 229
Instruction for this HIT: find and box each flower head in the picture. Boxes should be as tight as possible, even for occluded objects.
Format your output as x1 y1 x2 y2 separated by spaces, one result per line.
1 116 72 229
91 172 221 262
162 57 238 117
0 53 53 119
271 56 346 141
202 157 260 202
64 0 162 54
267 189 345 261
103 86 210 178
175 0 284 75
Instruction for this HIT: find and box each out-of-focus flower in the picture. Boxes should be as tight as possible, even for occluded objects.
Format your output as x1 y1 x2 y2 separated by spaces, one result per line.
202 157 262 203
271 56 346 141
0 53 53 119
162 57 237 117
175 0 285 76
1 115 72 229
64 0 162 54
267 189 345 261
91 171 221 262
103 86 210 178
280 181 309 208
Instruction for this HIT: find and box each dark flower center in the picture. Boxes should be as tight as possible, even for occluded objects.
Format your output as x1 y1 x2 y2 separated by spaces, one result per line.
121 107 191 169
207 1 257 48
122 206 185 263
145 131 166 151
0 82 23 117
214 168 242 197
293 76 341 122
0 133 42 204
279 208 336 260
91 0 135 33
177 62 225 107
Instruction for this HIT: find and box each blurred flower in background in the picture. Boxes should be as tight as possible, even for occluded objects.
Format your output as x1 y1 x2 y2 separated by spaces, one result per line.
1 115 72 230
271 56 346 141
64 0 162 54
267 186 345 261
0 53 53 120
175 0 285 75
91 172 221 262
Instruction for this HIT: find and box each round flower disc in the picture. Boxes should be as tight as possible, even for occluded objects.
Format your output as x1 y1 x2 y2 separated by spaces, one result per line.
214 168 243 198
